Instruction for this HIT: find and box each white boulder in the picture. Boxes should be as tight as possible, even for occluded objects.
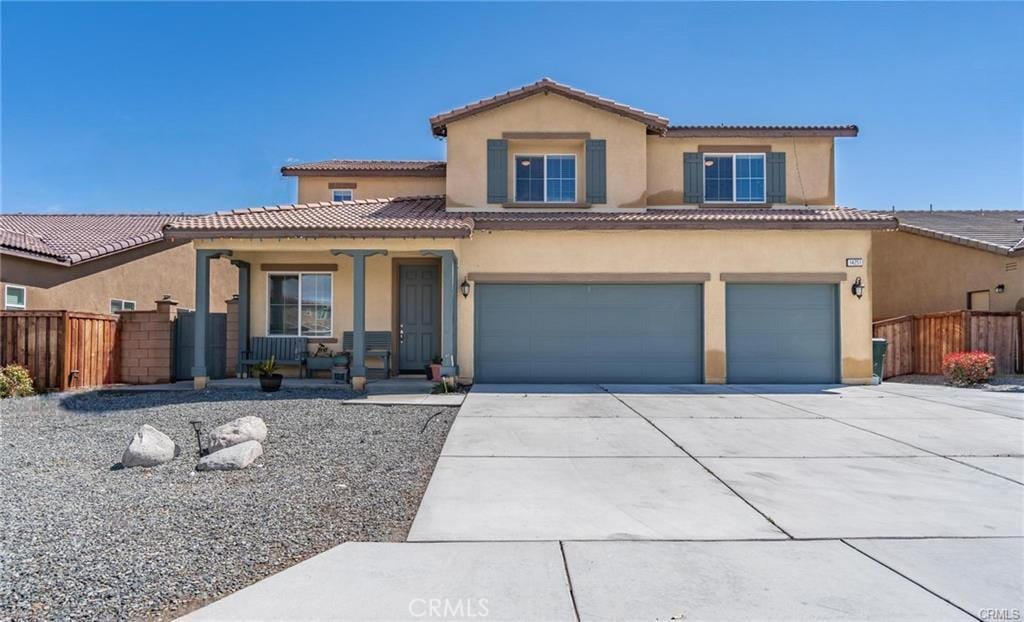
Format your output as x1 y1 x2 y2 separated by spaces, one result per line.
196 440 263 471
121 424 179 468
206 416 267 453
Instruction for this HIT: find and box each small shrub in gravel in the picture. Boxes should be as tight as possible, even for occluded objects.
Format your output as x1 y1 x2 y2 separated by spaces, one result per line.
0 363 34 399
0 387 455 621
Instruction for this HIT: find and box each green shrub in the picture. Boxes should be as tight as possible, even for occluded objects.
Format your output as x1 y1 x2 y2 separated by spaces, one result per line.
0 364 35 398
941 351 996 387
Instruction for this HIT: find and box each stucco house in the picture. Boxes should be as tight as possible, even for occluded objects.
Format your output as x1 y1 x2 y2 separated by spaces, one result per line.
872 210 1024 319
165 78 895 389
0 214 236 314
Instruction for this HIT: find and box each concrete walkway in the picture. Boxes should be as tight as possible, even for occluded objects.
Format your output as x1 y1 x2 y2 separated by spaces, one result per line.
183 383 1023 621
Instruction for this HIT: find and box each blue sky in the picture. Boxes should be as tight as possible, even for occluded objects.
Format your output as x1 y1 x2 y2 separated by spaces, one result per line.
2 1 1022 214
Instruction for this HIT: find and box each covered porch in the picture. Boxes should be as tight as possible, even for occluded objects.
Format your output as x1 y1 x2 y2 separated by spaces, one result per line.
190 240 461 391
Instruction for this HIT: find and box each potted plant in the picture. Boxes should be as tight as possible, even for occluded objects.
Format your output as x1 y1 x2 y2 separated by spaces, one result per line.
306 342 337 377
429 356 443 382
253 355 283 392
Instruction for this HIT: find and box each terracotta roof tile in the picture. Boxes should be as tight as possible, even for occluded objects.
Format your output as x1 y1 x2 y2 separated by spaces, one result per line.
165 196 472 238
0 214 177 265
666 125 859 137
280 159 446 177
893 210 1024 256
429 78 669 136
166 197 893 237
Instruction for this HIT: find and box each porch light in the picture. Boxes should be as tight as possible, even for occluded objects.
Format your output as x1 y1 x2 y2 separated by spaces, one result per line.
995 284 1006 294
460 278 471 298
851 277 865 299
189 420 206 457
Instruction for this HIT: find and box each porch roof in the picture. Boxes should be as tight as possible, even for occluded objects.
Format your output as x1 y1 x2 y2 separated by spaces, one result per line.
164 196 472 239
164 195 896 239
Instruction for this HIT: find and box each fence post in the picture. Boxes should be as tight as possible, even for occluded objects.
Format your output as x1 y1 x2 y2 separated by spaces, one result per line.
963 310 972 352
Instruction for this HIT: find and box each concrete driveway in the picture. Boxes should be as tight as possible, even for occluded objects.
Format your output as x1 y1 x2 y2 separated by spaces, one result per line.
186 383 1023 621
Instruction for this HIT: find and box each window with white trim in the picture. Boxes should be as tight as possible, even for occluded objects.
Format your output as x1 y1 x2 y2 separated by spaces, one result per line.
110 299 136 313
268 273 332 337
704 153 765 203
332 189 354 202
4 285 26 309
515 154 576 203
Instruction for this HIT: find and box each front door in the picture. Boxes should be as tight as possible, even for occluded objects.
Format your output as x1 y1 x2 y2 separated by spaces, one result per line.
398 264 440 372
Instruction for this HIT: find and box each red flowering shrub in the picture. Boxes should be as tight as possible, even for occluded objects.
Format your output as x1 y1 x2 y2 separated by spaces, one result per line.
941 351 996 387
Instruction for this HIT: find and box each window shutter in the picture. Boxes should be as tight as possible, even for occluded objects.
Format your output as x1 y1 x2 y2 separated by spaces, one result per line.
486 139 508 204
766 152 787 203
683 152 704 204
585 139 607 204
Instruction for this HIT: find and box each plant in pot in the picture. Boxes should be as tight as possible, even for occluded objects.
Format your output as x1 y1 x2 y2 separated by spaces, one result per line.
253 355 283 392
429 356 443 382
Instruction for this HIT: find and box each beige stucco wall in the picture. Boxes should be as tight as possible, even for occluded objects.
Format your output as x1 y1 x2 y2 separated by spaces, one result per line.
871 231 1023 318
296 176 446 203
198 228 873 384
1 242 237 314
444 92 650 209
646 136 835 206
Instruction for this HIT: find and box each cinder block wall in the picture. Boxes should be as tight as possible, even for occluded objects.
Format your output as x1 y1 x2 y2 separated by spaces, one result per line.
119 299 177 384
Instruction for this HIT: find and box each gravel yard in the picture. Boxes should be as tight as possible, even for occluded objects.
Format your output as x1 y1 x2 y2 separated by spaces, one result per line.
0 388 455 621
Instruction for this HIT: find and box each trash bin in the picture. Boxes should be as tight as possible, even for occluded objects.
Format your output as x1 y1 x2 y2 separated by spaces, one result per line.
872 338 888 385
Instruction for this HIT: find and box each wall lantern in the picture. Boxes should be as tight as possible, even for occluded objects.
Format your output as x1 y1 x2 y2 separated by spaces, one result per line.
995 284 1006 294
460 278 471 298
851 277 865 299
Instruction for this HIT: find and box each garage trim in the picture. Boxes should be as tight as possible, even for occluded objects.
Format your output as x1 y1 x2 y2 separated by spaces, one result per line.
721 272 848 283
468 272 711 284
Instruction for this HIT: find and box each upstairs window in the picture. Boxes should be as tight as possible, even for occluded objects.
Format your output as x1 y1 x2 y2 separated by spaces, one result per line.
332 189 354 202
268 273 332 337
4 285 26 310
110 299 136 313
515 154 576 203
704 154 765 203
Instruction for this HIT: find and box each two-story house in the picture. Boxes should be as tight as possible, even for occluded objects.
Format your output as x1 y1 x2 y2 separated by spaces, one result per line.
166 78 895 389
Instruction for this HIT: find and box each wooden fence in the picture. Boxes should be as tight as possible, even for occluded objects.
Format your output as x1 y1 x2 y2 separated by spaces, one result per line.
0 310 120 391
873 310 1023 379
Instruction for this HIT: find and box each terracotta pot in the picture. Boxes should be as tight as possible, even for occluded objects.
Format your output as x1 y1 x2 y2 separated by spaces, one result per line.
429 364 442 381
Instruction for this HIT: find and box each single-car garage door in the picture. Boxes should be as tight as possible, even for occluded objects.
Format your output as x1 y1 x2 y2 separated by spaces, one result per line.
475 283 703 383
726 283 839 383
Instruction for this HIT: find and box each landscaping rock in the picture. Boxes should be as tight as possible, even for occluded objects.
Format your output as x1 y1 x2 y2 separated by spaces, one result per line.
121 424 179 468
206 415 268 452
196 440 263 471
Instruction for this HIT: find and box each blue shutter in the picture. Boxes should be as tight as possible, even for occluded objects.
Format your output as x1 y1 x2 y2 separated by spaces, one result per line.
683 152 704 204
486 139 508 204
585 139 607 204
766 152 786 204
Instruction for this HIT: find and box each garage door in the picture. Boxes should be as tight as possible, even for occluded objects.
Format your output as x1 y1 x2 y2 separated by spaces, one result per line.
475 283 703 383
726 283 839 383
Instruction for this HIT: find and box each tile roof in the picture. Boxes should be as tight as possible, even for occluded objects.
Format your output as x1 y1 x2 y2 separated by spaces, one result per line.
429 78 670 136
469 206 895 230
280 159 446 177
666 125 859 138
0 214 178 265
893 210 1024 256
165 196 472 238
165 197 894 238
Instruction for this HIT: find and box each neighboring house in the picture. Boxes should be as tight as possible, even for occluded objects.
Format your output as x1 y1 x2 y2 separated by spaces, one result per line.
165 78 894 388
0 214 236 314
872 210 1024 319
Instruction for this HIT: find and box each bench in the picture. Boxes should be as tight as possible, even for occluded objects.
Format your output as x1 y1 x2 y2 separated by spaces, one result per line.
240 336 308 377
342 331 392 378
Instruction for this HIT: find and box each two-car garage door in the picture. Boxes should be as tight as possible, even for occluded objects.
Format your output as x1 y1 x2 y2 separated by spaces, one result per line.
474 283 703 383
473 281 840 384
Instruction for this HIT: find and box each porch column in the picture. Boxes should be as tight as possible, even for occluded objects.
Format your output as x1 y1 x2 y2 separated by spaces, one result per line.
421 250 458 376
230 259 251 377
332 249 388 390
192 249 232 389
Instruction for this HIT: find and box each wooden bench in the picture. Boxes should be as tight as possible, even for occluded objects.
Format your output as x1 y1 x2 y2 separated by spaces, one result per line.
240 336 308 377
342 331 392 378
